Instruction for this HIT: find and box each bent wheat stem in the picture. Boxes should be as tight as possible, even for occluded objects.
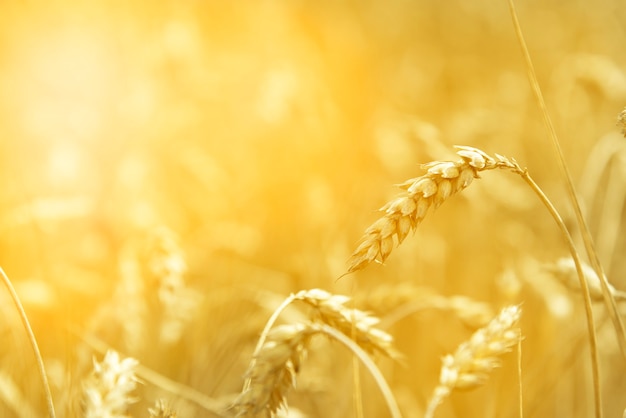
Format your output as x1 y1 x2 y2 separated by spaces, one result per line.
316 323 402 418
234 322 401 418
0 267 56 418
514 165 601 418
510 0 626 393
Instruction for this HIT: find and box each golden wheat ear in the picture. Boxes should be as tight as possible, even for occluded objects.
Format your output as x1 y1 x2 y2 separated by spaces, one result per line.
346 146 520 274
148 399 178 418
618 107 626 138
82 350 140 418
424 305 522 418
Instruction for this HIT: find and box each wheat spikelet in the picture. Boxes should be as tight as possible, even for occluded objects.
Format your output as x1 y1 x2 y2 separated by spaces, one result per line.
424 305 522 418
149 399 178 418
82 350 140 418
141 227 201 345
233 323 316 417
347 146 522 273
618 107 626 138
292 289 400 359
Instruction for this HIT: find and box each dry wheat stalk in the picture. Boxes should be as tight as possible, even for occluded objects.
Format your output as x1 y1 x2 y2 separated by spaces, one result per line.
149 399 178 418
82 350 140 418
347 146 522 273
233 323 316 418
424 305 522 418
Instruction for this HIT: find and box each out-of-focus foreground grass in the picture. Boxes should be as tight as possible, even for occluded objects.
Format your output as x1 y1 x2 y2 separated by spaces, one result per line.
0 1 625 417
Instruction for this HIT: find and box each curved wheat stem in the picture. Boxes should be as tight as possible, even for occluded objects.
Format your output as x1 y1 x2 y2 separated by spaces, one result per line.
233 322 401 418
0 267 56 418
348 143 604 415
424 305 522 418
245 288 400 393
346 146 520 274
237 289 400 417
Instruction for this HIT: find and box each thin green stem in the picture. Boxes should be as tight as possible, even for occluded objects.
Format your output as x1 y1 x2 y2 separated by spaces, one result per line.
0 267 56 418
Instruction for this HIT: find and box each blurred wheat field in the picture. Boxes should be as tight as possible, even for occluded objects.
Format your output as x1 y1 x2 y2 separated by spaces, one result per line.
0 0 625 417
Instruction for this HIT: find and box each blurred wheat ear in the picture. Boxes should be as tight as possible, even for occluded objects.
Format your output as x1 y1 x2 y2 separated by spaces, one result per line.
424 305 522 418
82 350 139 418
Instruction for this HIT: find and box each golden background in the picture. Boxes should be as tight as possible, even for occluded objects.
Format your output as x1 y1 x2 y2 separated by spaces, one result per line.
0 1 624 417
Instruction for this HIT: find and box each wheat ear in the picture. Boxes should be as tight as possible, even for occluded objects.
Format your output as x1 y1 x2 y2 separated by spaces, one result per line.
237 289 400 417
234 323 314 417
233 322 401 418
82 350 140 418
74 328 224 415
246 288 400 390
618 107 626 138
346 146 519 273
292 289 400 358
149 399 178 418
424 305 522 418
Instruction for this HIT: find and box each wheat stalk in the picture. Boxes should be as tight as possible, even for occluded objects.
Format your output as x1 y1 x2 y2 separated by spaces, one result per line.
0 267 56 418
510 3 625 415
424 305 522 418
346 146 521 274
